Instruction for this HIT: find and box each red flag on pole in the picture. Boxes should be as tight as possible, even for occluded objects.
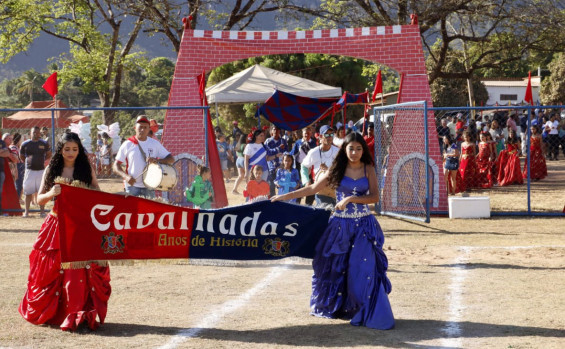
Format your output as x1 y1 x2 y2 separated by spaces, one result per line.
42 72 58 99
524 71 533 106
371 70 383 103
196 71 228 208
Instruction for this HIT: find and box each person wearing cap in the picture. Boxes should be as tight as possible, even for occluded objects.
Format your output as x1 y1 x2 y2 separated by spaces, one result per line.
113 115 174 198
301 125 339 206
232 120 243 141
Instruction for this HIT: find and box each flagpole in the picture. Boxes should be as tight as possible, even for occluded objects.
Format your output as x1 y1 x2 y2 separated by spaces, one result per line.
51 95 57 151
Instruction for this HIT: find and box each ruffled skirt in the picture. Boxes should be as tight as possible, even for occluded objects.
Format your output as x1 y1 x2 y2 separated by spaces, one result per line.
310 214 394 330
19 214 111 331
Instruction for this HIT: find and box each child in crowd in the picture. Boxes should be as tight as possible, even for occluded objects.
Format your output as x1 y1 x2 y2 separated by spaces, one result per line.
523 125 547 180
243 165 270 201
274 153 301 203
185 165 214 209
216 133 232 182
100 133 112 176
496 129 523 186
459 130 477 190
476 132 495 188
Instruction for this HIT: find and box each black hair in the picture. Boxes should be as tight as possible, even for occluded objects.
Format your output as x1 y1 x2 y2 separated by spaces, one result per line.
250 129 264 143
327 132 373 189
197 164 210 176
507 129 519 144
13 132 21 145
236 133 247 149
44 132 93 191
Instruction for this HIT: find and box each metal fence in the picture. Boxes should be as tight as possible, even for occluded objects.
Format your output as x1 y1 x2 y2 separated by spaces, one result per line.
1 105 209 209
372 103 565 219
3 104 564 217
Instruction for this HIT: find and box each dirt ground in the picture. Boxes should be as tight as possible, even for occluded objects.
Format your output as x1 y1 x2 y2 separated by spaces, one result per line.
0 177 564 349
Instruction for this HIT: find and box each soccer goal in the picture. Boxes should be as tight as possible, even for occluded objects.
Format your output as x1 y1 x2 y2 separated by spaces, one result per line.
369 101 439 223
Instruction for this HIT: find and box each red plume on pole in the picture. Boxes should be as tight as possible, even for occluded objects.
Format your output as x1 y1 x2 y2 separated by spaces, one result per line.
42 72 58 99
371 70 383 103
524 71 534 106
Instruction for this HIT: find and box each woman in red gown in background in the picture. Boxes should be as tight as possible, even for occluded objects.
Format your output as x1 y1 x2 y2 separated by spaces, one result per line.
19 132 111 331
476 132 496 188
459 131 478 190
497 129 524 186
522 125 547 180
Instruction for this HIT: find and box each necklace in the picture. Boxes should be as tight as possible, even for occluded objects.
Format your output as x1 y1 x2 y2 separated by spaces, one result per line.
319 147 334 165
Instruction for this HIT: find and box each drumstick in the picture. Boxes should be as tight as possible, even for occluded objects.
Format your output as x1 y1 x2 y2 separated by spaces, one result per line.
134 164 151 180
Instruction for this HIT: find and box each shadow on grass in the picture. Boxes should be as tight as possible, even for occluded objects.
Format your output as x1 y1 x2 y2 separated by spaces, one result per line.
96 319 564 347
434 262 565 271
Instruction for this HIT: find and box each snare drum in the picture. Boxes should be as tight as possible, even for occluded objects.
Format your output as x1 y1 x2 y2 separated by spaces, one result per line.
142 163 178 191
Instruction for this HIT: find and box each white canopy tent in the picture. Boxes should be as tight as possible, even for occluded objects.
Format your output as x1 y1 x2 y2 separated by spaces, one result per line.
206 64 342 104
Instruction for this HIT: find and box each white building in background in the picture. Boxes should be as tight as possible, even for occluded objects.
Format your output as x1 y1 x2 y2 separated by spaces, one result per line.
481 76 540 106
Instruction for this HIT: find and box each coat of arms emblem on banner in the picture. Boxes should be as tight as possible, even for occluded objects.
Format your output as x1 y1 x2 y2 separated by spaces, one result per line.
262 238 290 257
101 232 125 254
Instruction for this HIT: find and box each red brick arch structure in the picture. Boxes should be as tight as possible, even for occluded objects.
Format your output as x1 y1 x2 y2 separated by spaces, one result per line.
163 23 447 212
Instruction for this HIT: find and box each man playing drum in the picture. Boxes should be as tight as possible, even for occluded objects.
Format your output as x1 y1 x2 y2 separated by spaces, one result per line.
113 115 174 198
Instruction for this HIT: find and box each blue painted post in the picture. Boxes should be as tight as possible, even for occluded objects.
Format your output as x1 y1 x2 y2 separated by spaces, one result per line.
424 101 430 223
50 101 56 151
374 107 382 214
526 109 532 214
204 107 209 167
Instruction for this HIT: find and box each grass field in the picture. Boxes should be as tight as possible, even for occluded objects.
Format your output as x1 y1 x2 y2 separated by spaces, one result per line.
1 174 564 349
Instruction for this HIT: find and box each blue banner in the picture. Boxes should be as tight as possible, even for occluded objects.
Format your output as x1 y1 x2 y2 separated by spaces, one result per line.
189 200 331 260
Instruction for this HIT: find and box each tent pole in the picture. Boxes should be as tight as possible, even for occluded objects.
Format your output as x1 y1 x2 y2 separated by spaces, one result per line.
215 101 219 126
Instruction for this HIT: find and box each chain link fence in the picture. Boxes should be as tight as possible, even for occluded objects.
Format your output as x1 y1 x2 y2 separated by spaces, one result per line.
0 106 208 209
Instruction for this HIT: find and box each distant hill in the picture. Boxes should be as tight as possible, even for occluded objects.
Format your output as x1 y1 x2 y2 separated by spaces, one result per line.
1 32 177 79
1 5 314 80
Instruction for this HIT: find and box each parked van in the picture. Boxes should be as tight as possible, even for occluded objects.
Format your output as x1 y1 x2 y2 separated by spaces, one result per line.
354 113 395 133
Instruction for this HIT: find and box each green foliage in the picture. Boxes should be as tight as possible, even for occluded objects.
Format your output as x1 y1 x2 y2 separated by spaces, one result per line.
540 53 565 105
472 33 530 78
426 44 488 107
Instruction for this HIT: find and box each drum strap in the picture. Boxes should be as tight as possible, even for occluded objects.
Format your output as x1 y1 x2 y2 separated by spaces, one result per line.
128 136 148 165
128 136 149 180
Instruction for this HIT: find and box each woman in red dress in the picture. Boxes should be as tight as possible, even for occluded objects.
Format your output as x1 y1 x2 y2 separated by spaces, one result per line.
459 131 478 190
476 132 496 188
19 132 111 331
522 126 547 180
497 129 524 186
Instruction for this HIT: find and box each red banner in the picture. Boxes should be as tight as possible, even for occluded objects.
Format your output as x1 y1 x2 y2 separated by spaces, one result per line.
57 184 198 264
57 184 332 265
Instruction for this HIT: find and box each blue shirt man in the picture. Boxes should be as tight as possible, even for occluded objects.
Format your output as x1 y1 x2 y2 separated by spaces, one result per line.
264 125 287 195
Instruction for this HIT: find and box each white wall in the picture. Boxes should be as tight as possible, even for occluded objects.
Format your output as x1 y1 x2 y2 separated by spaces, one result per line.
485 86 540 106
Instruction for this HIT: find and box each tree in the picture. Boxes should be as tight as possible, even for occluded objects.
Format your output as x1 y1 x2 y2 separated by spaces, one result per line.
540 53 565 105
15 70 44 103
426 42 488 107
275 0 565 84
124 0 296 54
1 0 149 124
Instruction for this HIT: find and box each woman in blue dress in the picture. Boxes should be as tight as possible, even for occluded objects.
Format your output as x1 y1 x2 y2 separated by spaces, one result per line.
271 132 394 330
